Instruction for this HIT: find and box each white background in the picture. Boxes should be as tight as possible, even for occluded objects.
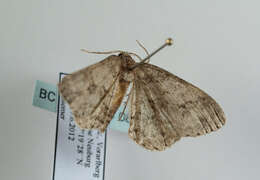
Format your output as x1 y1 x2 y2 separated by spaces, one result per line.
0 0 259 180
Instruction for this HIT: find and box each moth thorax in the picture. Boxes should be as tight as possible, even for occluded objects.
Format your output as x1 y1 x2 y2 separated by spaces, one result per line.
118 53 136 69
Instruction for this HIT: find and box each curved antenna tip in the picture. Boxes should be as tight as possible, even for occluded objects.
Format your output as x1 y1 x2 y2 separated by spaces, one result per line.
166 38 173 46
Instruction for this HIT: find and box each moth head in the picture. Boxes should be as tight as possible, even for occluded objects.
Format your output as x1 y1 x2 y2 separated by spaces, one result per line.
118 52 136 70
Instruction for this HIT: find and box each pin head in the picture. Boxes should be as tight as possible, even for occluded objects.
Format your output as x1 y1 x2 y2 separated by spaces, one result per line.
166 38 173 46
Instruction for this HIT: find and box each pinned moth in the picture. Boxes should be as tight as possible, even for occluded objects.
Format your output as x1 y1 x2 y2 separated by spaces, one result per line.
58 38 226 151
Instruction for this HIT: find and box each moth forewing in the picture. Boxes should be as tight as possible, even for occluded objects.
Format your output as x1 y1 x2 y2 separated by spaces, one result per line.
128 63 226 151
58 55 131 132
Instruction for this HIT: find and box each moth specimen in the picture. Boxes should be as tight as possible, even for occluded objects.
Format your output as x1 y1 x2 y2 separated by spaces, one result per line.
58 38 226 151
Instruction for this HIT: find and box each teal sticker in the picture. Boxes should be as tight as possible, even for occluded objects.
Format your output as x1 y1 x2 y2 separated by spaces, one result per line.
33 80 58 112
109 106 130 133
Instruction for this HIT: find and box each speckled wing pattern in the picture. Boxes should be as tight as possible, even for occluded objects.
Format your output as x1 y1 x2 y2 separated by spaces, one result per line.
129 63 226 151
58 55 130 132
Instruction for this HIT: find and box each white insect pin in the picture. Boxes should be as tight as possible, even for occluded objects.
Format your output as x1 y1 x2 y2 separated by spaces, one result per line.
58 38 226 151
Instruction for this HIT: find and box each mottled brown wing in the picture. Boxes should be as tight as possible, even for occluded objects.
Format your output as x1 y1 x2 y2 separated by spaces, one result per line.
58 55 130 132
129 63 226 151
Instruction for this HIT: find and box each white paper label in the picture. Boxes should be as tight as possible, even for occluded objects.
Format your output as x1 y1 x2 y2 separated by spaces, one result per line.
53 73 106 180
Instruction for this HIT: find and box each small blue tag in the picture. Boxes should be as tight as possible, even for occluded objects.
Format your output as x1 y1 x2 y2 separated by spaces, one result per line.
32 80 58 112
109 106 130 133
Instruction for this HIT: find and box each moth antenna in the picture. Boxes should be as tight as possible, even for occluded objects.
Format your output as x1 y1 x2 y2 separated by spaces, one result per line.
130 38 173 70
81 49 123 55
81 49 143 61
123 52 142 62
136 40 150 63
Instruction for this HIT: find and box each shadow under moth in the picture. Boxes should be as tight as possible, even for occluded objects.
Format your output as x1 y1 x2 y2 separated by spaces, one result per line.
58 38 226 151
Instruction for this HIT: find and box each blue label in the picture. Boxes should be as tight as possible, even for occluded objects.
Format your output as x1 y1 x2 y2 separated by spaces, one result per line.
32 80 58 112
